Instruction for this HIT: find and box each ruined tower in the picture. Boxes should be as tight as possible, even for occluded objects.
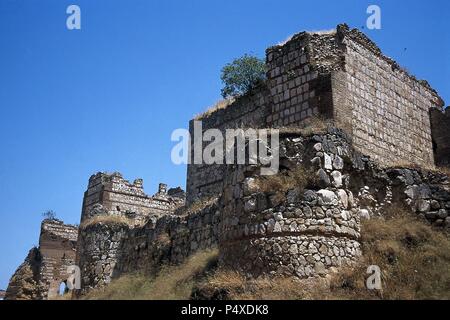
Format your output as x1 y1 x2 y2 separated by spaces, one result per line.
187 23 447 204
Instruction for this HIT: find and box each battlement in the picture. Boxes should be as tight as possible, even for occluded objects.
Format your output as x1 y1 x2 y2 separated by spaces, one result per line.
81 172 185 223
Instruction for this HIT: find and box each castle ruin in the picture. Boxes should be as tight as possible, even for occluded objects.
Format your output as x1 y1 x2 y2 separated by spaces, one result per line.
5 24 449 299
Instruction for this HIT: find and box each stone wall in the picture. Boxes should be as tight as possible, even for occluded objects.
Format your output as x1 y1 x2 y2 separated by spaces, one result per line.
218 128 449 278
76 223 129 294
76 200 219 293
219 130 362 278
5 220 78 300
76 173 188 293
337 25 443 166
186 24 446 204
82 172 185 224
116 201 219 275
430 107 450 167
186 86 269 204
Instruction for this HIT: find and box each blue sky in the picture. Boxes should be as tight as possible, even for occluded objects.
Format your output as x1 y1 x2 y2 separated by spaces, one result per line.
0 0 448 290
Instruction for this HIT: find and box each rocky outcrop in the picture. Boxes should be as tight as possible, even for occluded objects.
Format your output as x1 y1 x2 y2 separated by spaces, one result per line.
5 248 43 300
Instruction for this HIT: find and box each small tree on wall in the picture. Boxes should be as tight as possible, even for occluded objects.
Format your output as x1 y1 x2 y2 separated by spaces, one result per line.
220 54 266 98
42 210 57 220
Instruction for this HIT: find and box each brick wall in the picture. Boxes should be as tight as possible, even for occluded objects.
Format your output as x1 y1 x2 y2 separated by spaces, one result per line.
337 26 443 167
186 24 446 204
81 172 185 223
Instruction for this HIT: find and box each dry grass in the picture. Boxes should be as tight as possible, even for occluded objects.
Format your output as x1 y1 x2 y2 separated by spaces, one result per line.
156 232 171 245
82 249 218 300
80 215 134 229
318 219 449 299
196 207 450 300
194 98 236 120
182 196 218 216
194 269 330 300
278 116 329 136
255 166 318 204
438 166 450 177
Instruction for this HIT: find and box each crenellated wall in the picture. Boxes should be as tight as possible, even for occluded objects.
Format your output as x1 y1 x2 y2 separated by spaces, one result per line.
81 172 185 224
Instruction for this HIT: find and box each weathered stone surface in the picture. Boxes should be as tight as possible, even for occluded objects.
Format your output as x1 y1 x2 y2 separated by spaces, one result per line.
317 169 331 188
359 209 370 220
6 220 78 300
324 153 333 170
331 171 343 188
317 190 338 205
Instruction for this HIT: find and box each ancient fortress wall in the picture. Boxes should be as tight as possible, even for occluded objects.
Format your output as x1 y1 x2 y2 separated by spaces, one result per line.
186 24 446 204
115 202 219 275
38 220 78 298
77 200 219 293
186 86 270 203
6 24 449 299
219 132 362 278
76 172 219 293
219 128 450 278
81 172 185 224
5 220 78 300
430 107 450 167
337 27 443 166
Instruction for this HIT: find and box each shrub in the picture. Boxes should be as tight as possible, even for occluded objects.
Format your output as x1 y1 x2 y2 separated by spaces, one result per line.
220 54 266 98
81 249 218 300
42 210 57 220
255 166 318 203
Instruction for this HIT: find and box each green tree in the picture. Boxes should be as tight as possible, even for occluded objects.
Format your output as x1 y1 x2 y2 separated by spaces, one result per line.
42 210 57 220
220 54 266 98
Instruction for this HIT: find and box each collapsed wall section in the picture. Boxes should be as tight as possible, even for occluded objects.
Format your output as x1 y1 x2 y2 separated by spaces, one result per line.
5 220 78 300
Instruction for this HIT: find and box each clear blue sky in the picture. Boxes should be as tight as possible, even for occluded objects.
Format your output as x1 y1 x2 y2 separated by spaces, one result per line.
0 0 448 290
